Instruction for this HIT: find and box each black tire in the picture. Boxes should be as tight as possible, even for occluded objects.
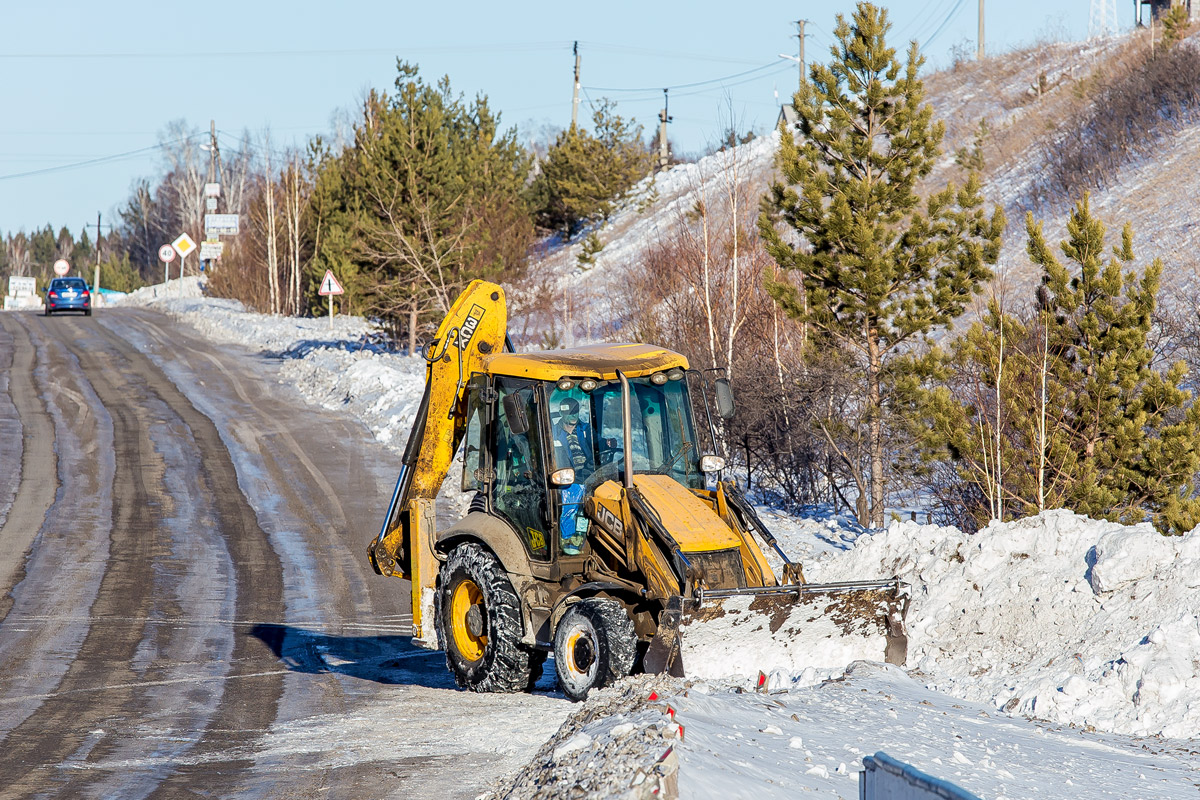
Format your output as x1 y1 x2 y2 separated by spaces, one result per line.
43 308 50 317
84 308 92 317
554 598 637 701
436 542 535 693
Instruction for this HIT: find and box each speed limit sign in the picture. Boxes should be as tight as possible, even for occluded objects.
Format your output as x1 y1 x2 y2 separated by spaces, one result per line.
158 244 176 263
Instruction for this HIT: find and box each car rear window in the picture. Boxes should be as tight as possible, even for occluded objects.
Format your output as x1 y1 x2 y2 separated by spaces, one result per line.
52 279 87 290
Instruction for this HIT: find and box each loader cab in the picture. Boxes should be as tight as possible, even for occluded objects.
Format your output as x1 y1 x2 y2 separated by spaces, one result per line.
460 345 719 567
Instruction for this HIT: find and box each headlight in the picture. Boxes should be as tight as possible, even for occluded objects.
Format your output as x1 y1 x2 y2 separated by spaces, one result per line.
550 468 576 486
667 369 684 381
557 379 575 391
580 379 598 392
650 372 668 385
699 455 725 473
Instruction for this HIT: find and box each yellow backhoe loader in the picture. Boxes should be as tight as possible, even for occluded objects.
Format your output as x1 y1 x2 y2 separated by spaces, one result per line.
367 280 908 699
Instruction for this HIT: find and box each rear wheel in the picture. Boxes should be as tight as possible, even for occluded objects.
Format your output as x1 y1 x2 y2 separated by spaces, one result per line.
84 308 92 316
436 542 535 693
554 598 637 701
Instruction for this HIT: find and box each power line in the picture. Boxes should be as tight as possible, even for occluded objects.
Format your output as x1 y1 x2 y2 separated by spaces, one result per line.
922 0 968 50
583 60 782 94
0 134 206 182
0 42 570 60
579 41 761 66
591 63 793 106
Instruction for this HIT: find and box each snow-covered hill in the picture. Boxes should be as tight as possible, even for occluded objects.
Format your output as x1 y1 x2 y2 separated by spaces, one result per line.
530 28 1200 326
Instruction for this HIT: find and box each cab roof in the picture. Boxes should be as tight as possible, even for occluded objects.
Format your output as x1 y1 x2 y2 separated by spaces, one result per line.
482 343 689 381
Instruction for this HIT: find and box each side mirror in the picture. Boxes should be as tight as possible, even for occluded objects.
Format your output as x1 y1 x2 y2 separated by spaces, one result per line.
715 378 735 420
502 394 530 436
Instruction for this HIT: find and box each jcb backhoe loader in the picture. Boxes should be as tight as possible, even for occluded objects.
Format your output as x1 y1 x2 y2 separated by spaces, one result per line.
367 280 908 699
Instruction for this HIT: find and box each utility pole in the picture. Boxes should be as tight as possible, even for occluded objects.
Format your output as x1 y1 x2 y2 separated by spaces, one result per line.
796 19 807 91
571 41 581 129
657 88 672 171
203 119 222 274
207 119 217 185
84 212 111 297
978 0 985 59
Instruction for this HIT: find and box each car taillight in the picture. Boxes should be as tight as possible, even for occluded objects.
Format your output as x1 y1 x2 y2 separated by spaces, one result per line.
82 290 89 297
48 292 57 298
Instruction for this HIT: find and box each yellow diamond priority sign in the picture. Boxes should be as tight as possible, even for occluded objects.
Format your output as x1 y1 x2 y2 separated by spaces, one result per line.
172 232 197 258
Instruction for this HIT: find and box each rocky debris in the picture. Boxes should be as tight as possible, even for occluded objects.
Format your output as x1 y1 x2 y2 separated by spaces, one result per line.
485 674 686 800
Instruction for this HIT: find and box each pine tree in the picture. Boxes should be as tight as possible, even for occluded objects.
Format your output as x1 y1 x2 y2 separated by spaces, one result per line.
759 2 1004 527
911 195 1200 534
308 62 533 339
534 100 651 235
1029 195 1200 533
1162 4 1192 48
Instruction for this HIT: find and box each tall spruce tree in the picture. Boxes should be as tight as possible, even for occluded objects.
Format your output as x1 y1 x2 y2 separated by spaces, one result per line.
759 2 1004 527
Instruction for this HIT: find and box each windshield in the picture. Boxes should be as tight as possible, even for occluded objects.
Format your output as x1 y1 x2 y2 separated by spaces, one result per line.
548 375 703 490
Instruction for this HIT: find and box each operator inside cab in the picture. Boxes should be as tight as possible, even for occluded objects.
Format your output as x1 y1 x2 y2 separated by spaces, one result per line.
552 395 592 554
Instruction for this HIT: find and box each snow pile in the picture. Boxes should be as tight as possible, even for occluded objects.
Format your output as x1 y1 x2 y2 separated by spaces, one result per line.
800 509 1200 738
485 675 684 800
671 662 1198 800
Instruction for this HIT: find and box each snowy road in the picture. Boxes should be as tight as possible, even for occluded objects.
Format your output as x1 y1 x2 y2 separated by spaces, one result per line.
0 309 569 799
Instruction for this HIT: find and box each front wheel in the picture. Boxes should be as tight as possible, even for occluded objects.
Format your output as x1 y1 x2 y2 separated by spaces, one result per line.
554 598 637 701
436 542 536 693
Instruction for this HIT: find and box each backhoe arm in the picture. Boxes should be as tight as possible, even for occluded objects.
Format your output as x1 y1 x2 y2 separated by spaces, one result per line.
367 280 507 645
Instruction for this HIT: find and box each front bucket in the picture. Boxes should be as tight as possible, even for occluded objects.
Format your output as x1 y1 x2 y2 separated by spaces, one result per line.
643 580 909 680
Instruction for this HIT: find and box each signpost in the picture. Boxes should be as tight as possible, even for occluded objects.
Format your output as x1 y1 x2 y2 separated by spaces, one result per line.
199 241 224 261
53 259 70 276
172 233 196 288
317 269 344 330
159 243 176 289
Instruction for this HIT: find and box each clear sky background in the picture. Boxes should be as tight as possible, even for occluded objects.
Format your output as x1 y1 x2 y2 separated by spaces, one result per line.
0 0 1131 237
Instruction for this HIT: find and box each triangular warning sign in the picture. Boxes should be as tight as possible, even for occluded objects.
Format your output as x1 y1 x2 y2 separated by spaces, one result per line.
318 269 344 296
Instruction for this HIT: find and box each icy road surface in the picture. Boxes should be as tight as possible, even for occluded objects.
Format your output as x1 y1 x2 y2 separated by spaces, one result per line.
0 307 569 798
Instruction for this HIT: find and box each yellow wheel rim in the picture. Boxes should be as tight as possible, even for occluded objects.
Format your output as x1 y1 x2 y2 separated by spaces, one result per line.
566 630 595 677
450 579 486 662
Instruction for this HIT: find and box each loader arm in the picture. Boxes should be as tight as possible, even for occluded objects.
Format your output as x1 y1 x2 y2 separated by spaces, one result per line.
367 280 507 646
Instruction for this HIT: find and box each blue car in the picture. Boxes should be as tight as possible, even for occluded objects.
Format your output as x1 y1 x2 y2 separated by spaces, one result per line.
45 277 92 316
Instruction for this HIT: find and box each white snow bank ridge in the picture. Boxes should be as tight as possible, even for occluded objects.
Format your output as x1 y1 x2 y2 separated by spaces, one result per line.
805 509 1200 739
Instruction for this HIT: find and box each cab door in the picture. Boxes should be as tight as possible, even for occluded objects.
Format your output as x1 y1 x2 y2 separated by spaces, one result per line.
493 377 552 560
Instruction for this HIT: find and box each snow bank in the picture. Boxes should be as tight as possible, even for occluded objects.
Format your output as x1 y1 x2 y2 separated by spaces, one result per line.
798 509 1200 738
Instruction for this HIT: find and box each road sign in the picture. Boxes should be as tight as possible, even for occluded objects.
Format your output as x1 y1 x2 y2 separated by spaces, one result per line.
172 233 197 258
8 276 36 297
318 270 344 296
158 244 176 263
204 182 221 198
200 241 224 260
205 197 218 211
204 214 239 236
53 259 70 276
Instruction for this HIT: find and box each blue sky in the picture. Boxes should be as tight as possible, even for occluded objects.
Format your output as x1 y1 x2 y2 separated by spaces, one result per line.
0 0 1129 237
